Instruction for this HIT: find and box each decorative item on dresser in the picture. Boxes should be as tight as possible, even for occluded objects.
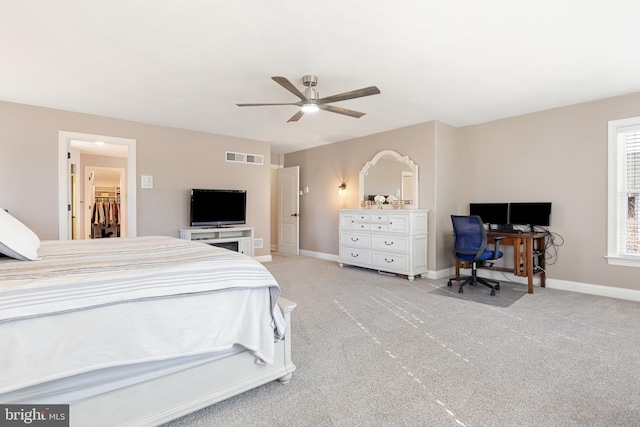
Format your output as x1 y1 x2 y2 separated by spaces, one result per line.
338 209 429 281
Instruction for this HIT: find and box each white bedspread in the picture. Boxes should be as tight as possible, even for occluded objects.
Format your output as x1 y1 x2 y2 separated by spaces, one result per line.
0 237 285 395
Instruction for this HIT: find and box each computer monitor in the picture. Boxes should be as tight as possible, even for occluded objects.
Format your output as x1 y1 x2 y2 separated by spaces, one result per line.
469 203 509 227
509 202 552 230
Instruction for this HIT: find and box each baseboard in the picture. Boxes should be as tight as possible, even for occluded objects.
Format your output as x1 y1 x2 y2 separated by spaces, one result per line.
296 251 640 303
546 278 640 302
430 267 455 280
449 266 640 302
255 254 272 263
299 249 338 262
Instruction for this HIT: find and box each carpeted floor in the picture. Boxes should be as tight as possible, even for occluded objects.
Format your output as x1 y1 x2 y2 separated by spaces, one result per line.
164 253 640 426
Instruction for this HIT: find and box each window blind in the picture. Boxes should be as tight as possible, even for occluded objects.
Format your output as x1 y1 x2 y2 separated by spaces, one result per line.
623 130 640 254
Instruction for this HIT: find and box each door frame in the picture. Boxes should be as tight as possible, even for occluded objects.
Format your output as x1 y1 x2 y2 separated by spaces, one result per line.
58 131 137 240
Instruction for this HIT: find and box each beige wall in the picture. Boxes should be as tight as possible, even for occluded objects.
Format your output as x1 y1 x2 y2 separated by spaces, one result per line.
269 153 284 252
0 100 273 257
285 121 436 258
285 92 640 291
4 89 640 290
434 121 468 271
270 167 280 251
460 92 640 290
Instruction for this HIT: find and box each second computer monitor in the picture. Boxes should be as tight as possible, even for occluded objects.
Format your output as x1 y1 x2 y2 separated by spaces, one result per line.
509 202 552 228
469 203 509 226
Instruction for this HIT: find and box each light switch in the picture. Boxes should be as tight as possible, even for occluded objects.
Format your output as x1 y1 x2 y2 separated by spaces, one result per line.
141 175 153 189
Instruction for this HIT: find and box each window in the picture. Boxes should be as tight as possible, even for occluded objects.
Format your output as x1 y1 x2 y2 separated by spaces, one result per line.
608 117 640 266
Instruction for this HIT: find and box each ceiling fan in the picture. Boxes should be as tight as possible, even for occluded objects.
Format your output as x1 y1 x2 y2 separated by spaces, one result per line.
236 75 381 122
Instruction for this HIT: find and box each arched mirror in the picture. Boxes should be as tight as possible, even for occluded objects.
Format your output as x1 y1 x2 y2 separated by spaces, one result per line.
359 150 418 208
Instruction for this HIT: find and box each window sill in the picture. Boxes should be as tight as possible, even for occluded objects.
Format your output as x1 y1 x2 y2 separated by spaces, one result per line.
606 255 640 268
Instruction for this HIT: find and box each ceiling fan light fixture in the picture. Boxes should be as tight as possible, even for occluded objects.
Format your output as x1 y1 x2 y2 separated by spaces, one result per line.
301 103 319 113
236 75 380 122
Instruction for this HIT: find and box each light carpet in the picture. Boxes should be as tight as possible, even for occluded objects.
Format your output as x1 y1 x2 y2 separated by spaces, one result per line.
164 253 640 427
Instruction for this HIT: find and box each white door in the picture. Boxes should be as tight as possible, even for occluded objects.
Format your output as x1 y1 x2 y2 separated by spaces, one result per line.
278 166 299 255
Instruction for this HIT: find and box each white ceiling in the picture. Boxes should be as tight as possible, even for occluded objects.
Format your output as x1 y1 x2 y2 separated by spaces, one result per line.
70 140 128 158
2 1 640 153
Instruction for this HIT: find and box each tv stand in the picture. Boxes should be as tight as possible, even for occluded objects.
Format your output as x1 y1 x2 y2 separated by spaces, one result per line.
179 226 254 257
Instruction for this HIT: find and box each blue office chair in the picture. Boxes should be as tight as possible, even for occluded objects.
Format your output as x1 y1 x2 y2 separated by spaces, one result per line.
448 215 504 296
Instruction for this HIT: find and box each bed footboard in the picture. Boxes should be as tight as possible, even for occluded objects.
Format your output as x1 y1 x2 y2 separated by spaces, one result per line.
70 297 297 427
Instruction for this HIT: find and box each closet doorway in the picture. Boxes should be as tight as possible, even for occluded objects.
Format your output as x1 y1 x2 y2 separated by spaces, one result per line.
84 166 125 240
58 131 137 240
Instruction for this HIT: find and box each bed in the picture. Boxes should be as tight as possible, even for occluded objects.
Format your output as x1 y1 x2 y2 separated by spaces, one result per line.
0 209 296 426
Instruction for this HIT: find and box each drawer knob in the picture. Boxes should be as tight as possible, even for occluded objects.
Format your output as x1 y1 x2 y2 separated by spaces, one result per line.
384 258 394 263
350 253 359 258
351 237 359 242
384 241 394 245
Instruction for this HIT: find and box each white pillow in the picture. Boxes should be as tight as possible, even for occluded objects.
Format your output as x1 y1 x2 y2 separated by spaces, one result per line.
0 209 41 260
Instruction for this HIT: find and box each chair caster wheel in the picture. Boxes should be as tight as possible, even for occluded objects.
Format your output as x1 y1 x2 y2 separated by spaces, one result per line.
495 284 500 290
458 287 463 294
490 289 496 296
447 280 452 287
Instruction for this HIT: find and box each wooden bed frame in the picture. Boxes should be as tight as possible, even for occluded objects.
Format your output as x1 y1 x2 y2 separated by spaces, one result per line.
69 298 296 427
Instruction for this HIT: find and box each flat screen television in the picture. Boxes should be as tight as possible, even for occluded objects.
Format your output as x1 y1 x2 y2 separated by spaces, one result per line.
469 203 509 226
190 189 247 228
508 202 552 229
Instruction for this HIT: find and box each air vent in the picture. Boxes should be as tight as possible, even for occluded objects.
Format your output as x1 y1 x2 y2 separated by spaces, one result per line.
225 151 263 165
225 151 246 163
246 154 264 165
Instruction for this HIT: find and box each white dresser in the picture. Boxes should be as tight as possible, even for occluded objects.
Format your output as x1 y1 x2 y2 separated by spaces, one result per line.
338 209 429 280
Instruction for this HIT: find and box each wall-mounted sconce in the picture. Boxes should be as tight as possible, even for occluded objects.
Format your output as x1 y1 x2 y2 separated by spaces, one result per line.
338 182 347 193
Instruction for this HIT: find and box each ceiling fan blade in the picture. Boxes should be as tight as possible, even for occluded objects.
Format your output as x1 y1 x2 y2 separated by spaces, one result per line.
317 86 381 104
319 104 366 118
272 76 308 101
236 102 300 107
287 110 305 122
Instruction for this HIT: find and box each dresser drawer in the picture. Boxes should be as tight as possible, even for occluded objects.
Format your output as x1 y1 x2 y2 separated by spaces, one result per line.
371 235 409 253
388 214 410 233
371 252 409 270
339 247 371 264
370 223 389 232
370 214 388 223
339 213 357 229
354 222 372 231
340 232 370 248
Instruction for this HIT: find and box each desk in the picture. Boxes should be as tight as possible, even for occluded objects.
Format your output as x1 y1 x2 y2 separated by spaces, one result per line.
455 231 547 294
